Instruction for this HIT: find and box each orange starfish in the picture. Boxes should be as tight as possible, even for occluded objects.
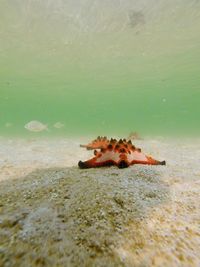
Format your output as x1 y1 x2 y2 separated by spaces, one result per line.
79 136 166 169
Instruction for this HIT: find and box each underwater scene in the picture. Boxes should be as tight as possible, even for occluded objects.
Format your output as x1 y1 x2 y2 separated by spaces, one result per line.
0 0 200 137
0 1 200 267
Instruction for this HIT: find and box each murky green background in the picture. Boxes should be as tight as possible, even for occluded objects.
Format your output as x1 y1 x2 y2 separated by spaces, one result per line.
0 0 200 137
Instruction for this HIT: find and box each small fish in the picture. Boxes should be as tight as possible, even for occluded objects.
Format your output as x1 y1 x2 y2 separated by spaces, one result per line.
53 122 64 129
5 122 12 128
24 120 48 132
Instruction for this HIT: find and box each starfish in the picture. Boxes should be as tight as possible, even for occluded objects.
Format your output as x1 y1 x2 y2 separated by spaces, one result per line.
79 136 166 169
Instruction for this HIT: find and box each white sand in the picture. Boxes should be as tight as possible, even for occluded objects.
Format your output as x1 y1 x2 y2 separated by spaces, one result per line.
0 137 200 267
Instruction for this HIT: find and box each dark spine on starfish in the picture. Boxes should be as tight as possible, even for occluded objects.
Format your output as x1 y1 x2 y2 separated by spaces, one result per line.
118 160 129 168
159 160 166 165
107 144 113 150
78 161 89 169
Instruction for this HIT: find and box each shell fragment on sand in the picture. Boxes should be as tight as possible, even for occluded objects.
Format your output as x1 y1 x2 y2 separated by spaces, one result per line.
24 121 48 132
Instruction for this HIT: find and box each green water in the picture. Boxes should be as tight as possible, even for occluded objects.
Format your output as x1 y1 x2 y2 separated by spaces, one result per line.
0 0 200 137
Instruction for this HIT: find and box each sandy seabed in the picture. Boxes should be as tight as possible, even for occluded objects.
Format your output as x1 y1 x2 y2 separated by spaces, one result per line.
0 137 199 267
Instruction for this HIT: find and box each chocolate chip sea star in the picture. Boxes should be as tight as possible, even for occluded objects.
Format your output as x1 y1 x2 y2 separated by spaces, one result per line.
79 136 166 169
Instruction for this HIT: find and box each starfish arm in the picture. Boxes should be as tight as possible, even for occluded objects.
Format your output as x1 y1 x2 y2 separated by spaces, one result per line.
80 136 109 150
131 156 166 165
78 149 121 169
78 157 116 169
